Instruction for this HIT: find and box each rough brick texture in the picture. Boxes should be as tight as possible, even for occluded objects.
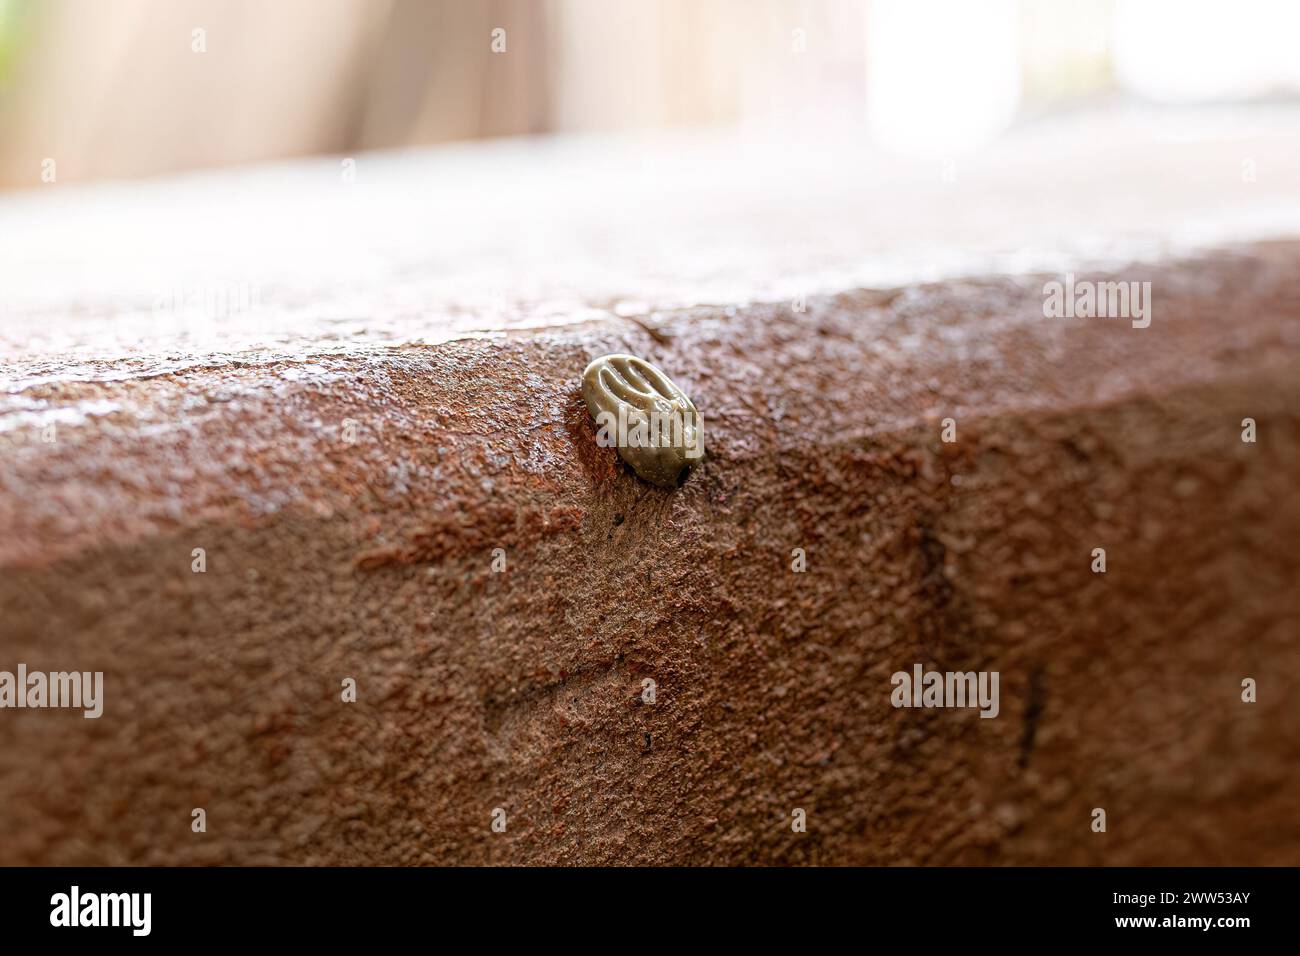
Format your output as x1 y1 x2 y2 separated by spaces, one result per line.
2 120 1299 864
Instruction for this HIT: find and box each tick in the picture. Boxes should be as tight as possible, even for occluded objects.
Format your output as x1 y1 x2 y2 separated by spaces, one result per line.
581 354 704 488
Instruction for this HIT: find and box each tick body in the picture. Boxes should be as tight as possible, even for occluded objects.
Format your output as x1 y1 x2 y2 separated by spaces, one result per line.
581 354 704 488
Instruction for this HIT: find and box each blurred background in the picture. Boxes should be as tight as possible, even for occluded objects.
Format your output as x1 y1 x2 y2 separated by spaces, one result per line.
1 0 1299 189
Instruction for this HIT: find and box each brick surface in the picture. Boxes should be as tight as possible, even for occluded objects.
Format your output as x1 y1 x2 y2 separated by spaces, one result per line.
2 118 1299 864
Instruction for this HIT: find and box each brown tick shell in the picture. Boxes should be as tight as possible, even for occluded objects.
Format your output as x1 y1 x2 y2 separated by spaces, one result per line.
581 354 704 488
